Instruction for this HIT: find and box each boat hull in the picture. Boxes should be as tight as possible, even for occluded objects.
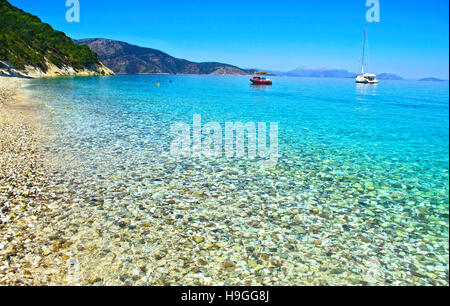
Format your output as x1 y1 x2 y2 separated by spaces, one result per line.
250 78 272 85
355 75 378 84
355 80 379 84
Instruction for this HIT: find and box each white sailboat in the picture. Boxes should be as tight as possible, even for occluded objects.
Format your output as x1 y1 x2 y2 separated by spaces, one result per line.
356 27 378 84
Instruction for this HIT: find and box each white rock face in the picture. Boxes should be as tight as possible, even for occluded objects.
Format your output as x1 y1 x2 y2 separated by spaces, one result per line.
0 59 114 78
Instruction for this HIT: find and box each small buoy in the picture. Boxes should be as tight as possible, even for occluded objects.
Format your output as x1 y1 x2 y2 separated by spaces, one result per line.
157 83 160 86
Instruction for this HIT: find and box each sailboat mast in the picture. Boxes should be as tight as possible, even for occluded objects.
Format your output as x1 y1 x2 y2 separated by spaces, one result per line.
361 27 366 74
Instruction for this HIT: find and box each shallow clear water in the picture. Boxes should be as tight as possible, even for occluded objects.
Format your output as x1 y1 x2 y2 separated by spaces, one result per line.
25 75 449 285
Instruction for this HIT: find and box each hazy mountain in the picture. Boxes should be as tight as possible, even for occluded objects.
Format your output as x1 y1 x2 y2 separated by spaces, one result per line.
257 67 405 80
377 73 404 80
282 67 355 78
418 77 447 82
0 0 112 78
256 67 356 78
76 39 250 75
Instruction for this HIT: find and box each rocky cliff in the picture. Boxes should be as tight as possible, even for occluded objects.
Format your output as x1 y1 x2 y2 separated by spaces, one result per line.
76 38 250 75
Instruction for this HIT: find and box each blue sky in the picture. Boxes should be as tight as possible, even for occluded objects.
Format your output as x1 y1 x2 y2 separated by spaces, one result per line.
8 0 449 79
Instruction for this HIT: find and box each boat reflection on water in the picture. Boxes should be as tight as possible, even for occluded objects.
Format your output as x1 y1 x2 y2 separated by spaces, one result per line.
356 83 378 96
355 82 378 105
250 83 272 91
250 82 272 103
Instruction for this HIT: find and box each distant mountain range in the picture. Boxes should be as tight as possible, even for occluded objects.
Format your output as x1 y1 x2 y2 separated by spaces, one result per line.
74 40 411 80
258 67 405 80
418 77 448 82
283 67 356 78
377 73 404 80
76 39 252 75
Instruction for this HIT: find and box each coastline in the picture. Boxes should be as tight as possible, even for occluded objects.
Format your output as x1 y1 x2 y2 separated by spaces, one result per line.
0 76 448 286
0 76 68 285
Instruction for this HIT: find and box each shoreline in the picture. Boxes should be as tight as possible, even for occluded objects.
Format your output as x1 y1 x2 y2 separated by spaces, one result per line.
0 76 448 286
0 76 68 285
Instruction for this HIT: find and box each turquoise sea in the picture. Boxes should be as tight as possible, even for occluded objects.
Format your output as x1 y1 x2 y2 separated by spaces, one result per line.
25 75 449 285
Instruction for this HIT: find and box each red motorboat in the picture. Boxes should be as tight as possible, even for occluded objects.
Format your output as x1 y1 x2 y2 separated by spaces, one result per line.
250 72 272 85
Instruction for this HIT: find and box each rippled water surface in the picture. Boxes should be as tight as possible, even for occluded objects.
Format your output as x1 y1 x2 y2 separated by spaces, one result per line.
25 75 449 285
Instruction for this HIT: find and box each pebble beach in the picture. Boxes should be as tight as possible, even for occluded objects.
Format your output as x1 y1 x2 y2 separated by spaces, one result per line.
0 77 67 285
0 75 448 286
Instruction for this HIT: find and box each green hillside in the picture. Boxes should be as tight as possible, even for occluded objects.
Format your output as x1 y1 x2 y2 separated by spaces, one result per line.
0 0 99 71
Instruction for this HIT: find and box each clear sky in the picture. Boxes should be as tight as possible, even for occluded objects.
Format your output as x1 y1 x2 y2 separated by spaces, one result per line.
8 0 449 79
